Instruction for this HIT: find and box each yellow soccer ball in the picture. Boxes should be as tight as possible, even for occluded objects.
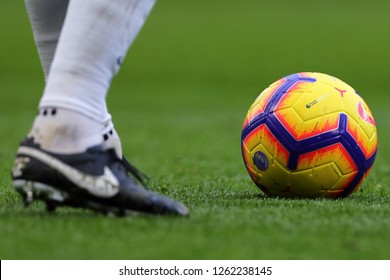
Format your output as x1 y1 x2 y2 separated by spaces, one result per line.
241 72 378 198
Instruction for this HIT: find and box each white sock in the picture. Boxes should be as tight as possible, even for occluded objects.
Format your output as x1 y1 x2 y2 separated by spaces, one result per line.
101 113 123 158
27 0 156 153
40 0 156 122
29 107 102 154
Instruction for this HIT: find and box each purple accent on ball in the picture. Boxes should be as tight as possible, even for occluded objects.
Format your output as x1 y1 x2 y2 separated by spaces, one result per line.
266 77 316 114
243 75 317 131
242 74 317 145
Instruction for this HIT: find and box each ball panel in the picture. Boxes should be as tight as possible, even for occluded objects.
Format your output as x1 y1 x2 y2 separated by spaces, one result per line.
347 117 378 160
275 108 340 141
250 158 292 195
271 77 353 142
289 163 342 198
297 143 357 174
292 84 346 120
340 88 377 161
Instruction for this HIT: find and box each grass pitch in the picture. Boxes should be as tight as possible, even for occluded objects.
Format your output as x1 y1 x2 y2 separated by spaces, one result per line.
1 0 390 259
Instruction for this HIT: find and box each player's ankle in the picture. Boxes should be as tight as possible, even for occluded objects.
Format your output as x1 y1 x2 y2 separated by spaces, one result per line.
28 107 103 154
101 123 123 159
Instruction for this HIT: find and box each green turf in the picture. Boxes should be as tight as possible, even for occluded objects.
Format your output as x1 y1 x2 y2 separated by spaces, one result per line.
1 0 390 259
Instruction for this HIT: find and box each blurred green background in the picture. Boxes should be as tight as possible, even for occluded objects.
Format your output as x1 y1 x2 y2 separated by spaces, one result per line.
1 0 390 259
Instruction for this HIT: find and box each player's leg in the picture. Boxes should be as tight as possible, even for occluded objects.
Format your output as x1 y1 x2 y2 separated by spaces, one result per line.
25 0 69 79
13 0 189 216
24 0 154 188
25 0 128 158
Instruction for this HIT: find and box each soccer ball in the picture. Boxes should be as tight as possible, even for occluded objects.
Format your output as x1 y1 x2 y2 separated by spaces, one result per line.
241 72 378 198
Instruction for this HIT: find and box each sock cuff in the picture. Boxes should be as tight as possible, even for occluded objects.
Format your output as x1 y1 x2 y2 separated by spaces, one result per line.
39 97 104 123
